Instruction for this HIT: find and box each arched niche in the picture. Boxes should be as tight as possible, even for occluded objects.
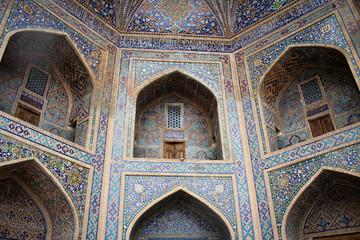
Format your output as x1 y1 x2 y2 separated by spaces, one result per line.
282 168 360 240
0 159 78 240
134 71 223 160
259 46 360 152
0 31 94 147
128 189 233 240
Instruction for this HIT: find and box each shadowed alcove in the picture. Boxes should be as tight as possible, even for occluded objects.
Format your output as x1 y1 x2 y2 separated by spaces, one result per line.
129 190 232 239
260 46 360 152
134 71 223 160
0 160 77 240
0 31 93 146
284 169 360 240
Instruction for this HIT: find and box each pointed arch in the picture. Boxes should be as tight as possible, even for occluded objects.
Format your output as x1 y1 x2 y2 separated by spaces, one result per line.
281 167 360 240
257 44 360 152
126 186 235 240
257 44 359 94
0 157 79 240
132 68 223 160
134 67 219 101
0 29 97 87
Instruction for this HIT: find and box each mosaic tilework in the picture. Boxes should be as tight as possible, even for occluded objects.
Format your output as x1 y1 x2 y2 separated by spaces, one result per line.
128 59 229 160
20 90 44 110
337 109 360 128
75 0 116 25
187 148 217 160
277 130 309 149
233 0 296 34
0 66 22 114
123 175 237 235
134 146 162 158
75 120 88 147
138 100 164 146
135 95 211 159
0 136 90 224
44 76 69 128
3 0 103 78
77 44 117 240
0 178 46 240
41 121 75 142
0 0 11 24
108 50 251 240
276 67 360 148
128 0 224 36
140 202 217 235
52 0 332 52
303 184 360 235
14 161 75 239
268 143 360 236
236 10 360 238
236 12 349 240
278 77 305 134
133 60 222 95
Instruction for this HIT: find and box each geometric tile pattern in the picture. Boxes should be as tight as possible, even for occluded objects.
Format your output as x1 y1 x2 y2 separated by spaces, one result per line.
235 6 360 239
109 50 251 240
0 66 22 114
123 175 237 237
135 95 211 159
133 60 222 95
0 178 46 240
304 184 360 235
0 135 90 237
51 0 331 52
127 0 224 36
268 143 360 234
44 76 69 128
5 0 103 78
139 202 217 235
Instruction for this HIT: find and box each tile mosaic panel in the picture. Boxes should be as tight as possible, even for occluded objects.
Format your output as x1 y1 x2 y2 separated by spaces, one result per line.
139 202 217 235
0 135 90 230
51 0 332 52
336 108 360 128
109 50 250 240
44 76 69 128
133 60 222 95
41 121 75 142
0 0 11 24
0 179 46 240
0 66 22 113
127 0 224 36
135 95 213 158
3 0 103 78
268 143 360 234
15 161 75 239
234 8 360 239
123 175 237 237
75 0 116 25
303 184 360 235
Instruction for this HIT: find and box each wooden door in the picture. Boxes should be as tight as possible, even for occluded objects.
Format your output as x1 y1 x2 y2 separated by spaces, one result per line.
309 115 335 137
15 105 40 126
164 142 185 159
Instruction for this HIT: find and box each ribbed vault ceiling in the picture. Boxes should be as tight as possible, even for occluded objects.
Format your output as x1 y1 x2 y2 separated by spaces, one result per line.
74 0 297 38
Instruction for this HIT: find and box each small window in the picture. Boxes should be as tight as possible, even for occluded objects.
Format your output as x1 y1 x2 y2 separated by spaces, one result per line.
25 67 49 96
300 79 323 105
167 104 182 129
15 105 40 126
309 114 335 137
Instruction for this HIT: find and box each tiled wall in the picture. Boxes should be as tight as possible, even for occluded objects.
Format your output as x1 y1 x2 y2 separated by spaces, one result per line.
0 1 359 240
134 95 215 160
